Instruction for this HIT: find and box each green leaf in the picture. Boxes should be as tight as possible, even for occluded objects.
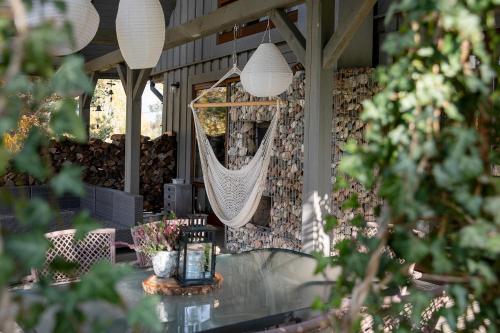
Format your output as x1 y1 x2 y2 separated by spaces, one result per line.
6 234 49 269
460 223 493 249
334 174 349 191
50 164 85 197
311 296 326 311
49 256 79 275
15 198 53 229
312 251 330 274
13 129 48 180
127 296 163 333
51 56 93 97
73 211 101 240
324 216 338 232
0 255 14 287
16 302 46 330
341 194 360 210
484 196 500 225
0 147 11 175
77 263 132 303
49 99 87 142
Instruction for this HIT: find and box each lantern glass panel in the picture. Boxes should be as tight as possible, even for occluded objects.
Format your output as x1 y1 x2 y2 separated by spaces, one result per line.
177 225 217 286
185 243 212 279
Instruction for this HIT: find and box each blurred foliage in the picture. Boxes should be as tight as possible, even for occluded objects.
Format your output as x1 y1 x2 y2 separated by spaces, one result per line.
0 1 160 332
315 0 500 332
3 114 41 152
196 87 227 137
90 79 116 141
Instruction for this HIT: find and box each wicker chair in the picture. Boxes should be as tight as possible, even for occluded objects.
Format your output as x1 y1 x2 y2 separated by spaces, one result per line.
32 228 116 284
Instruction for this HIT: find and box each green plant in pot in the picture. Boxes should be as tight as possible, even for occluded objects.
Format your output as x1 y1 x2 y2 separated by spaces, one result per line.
142 219 181 278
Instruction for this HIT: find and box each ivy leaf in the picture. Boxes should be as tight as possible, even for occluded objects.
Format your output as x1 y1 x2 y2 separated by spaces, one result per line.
51 56 93 97
334 174 349 191
342 194 360 210
127 296 163 333
0 255 14 287
50 164 85 197
13 129 48 180
73 211 101 240
0 147 11 175
49 99 87 142
6 234 49 269
15 197 53 229
459 222 497 253
484 196 500 225
312 251 330 274
311 296 326 311
77 262 132 303
324 216 338 232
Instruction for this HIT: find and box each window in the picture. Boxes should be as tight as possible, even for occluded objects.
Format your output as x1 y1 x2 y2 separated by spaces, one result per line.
216 0 299 44
190 79 271 227
191 81 232 220
192 85 229 184
372 0 402 66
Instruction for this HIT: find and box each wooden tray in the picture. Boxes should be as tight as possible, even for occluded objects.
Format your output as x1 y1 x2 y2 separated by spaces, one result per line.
142 272 223 296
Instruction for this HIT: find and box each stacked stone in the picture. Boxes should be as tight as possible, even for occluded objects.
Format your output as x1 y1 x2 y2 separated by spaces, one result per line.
225 68 379 253
226 71 305 252
331 68 381 248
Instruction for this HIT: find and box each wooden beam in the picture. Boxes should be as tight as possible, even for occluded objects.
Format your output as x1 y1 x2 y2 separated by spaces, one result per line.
301 0 335 255
78 72 98 140
85 0 304 72
116 63 127 88
322 0 376 69
123 67 141 195
85 50 124 73
269 8 306 64
118 65 154 195
133 68 153 99
92 29 118 45
193 101 279 108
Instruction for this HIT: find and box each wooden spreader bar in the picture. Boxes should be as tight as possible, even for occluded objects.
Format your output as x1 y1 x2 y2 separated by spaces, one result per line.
192 101 279 108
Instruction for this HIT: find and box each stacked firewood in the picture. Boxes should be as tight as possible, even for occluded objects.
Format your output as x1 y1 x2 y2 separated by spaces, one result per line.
0 133 176 212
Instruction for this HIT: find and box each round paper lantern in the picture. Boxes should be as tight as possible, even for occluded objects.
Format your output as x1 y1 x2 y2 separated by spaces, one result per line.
241 43 293 97
116 0 165 69
27 0 99 56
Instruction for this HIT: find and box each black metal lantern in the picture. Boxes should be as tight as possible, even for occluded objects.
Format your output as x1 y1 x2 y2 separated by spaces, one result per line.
177 223 217 286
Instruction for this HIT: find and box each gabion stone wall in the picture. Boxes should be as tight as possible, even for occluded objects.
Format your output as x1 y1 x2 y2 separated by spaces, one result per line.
330 68 381 249
226 71 305 252
225 68 378 253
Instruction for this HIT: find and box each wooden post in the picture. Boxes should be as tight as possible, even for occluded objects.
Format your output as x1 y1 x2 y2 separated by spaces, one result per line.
120 65 152 195
269 8 306 65
162 73 168 132
78 72 98 140
301 0 335 255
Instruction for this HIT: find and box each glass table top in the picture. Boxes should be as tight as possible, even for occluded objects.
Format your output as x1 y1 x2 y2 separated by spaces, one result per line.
20 249 340 333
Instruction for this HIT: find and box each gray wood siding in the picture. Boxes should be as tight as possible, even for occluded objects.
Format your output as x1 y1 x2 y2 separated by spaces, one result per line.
153 1 306 76
153 0 373 183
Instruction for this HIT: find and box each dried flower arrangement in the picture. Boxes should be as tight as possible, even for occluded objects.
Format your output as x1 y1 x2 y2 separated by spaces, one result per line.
139 218 181 254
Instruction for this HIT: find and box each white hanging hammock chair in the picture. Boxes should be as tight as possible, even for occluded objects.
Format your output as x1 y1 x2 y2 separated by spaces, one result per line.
189 64 281 228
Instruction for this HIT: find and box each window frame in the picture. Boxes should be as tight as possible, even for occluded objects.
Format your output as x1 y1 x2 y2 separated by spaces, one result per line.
216 0 299 44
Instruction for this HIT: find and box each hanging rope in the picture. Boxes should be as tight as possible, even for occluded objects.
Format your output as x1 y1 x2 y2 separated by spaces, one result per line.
260 18 272 44
232 24 239 67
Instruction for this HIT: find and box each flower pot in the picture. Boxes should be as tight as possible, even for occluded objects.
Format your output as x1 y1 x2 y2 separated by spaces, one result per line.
152 251 178 278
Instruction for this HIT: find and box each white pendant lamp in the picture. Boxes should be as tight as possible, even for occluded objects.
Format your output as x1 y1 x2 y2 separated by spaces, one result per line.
27 0 100 56
116 0 165 69
241 43 293 97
